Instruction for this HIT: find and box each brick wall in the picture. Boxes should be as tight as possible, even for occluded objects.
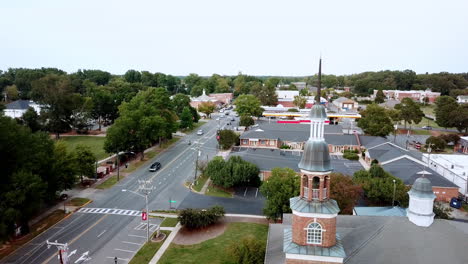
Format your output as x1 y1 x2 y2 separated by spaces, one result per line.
292 214 336 247
432 187 459 202
286 258 341 264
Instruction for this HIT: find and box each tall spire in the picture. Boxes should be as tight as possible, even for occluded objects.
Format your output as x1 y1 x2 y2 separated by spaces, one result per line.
316 57 322 103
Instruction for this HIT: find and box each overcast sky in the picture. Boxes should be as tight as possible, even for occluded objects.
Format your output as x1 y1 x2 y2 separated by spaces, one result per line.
1 0 467 76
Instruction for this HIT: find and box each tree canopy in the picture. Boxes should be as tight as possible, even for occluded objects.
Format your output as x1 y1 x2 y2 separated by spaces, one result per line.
357 104 394 136
260 167 299 220
234 94 263 116
394 98 424 129
205 156 260 188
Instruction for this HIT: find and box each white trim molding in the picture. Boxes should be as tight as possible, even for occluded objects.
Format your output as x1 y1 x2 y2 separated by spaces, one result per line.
300 170 331 176
380 155 426 166
293 210 338 219
286 253 344 263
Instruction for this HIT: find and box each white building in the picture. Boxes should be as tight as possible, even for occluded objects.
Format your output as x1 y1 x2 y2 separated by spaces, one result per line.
3 100 42 118
422 153 468 197
276 90 299 100
457 95 468 104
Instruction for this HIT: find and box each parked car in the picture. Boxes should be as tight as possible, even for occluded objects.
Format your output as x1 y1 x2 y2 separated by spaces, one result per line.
225 112 229 115
422 126 433 130
149 162 161 172
231 117 235 121
197 129 204 135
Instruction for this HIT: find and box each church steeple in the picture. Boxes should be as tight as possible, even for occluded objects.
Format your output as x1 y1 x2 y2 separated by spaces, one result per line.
284 58 345 264
316 57 322 104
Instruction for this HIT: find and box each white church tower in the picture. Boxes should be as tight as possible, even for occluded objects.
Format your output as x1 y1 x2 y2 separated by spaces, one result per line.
407 176 436 227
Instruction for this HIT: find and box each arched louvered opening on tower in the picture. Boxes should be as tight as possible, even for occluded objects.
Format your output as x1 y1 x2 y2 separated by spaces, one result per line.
312 176 320 200
323 176 330 200
302 175 309 199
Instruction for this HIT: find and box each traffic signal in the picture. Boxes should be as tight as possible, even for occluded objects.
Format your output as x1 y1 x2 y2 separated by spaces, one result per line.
142 211 147 221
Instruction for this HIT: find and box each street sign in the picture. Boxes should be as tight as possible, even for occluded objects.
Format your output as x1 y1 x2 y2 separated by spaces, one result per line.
142 212 147 221
169 200 177 203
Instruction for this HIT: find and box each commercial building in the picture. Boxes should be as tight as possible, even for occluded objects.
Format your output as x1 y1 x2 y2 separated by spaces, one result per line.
372 89 440 103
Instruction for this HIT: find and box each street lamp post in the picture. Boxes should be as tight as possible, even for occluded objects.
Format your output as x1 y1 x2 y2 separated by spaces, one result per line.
122 183 153 242
194 147 201 185
392 179 396 206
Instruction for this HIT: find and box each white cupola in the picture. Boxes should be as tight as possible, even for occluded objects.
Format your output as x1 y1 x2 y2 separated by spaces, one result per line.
407 177 436 227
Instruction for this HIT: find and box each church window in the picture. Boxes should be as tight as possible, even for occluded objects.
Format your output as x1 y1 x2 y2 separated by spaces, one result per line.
306 222 322 244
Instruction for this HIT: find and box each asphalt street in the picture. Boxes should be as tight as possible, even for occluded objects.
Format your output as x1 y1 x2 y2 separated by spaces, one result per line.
1 114 238 264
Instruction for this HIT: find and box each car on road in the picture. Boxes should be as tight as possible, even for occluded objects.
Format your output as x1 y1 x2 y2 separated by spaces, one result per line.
216 117 220 120
149 162 161 172
225 111 229 115
422 126 433 130
197 129 204 135
231 117 235 121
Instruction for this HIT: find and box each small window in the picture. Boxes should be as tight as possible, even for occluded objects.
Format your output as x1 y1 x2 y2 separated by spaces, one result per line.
306 222 322 244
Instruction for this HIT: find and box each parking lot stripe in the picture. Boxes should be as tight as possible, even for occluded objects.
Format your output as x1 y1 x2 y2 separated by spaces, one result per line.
128 234 146 238
122 241 143 246
115 248 136 253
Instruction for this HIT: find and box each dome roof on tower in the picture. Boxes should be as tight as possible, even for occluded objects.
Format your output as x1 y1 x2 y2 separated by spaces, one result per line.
408 177 436 199
309 104 327 120
298 140 333 172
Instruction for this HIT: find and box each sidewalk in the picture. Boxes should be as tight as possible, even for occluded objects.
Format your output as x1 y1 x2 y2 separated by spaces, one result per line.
149 223 182 264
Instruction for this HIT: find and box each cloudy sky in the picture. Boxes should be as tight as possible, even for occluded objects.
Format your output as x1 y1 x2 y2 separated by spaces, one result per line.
1 0 467 76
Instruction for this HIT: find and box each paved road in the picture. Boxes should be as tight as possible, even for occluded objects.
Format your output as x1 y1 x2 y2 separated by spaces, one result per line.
1 114 249 264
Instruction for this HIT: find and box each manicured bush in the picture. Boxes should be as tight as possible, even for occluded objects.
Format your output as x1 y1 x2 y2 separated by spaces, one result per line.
206 156 260 188
426 136 447 151
219 129 239 150
280 144 291 149
239 115 254 127
343 152 359 160
178 205 225 229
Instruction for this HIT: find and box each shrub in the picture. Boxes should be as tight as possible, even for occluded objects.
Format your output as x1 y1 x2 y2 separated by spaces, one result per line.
280 144 291 149
434 202 453 219
438 134 460 145
343 152 359 160
178 205 225 229
206 156 260 188
228 236 266 264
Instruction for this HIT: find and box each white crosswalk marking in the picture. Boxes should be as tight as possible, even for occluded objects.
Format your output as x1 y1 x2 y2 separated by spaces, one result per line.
77 207 141 217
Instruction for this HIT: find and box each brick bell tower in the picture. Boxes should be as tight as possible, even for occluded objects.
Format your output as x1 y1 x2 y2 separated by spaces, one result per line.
283 59 346 264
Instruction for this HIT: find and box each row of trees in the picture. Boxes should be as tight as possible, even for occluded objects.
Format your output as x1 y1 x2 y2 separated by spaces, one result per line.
0 115 96 239
205 156 260 188
435 96 468 132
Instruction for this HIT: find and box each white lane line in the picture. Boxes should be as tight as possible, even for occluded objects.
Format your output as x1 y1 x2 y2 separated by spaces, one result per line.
122 241 143 246
128 234 146 238
115 248 136 253
97 230 107 238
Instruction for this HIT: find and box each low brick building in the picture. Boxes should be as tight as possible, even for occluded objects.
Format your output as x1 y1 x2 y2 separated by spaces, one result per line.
372 89 440 103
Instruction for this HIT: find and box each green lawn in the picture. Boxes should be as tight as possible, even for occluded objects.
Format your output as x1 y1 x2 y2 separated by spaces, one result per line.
160 217 179 227
193 174 208 192
129 230 171 264
66 197 90 206
158 223 268 264
420 105 435 116
60 136 108 160
206 185 233 198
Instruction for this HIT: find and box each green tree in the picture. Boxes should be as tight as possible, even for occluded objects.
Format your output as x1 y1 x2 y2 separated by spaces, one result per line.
74 144 96 183
215 78 231 93
293 95 307 109
260 167 299 221
250 82 277 106
374 89 385 104
426 136 447 151
123 70 142 83
172 93 192 116
353 166 409 206
299 88 310 96
239 115 254 127
87 85 114 130
197 101 216 118
329 173 362 214
179 106 193 129
206 156 259 188
234 94 263 116
51 141 79 192
184 73 203 94
450 104 468 133
434 96 458 128
357 104 394 136
394 98 424 129
31 74 76 138
104 87 177 160
4 85 19 101
218 129 239 150
22 107 42 132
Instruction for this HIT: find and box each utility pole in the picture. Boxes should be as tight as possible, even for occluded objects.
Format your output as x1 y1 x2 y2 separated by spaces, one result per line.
116 152 120 182
193 147 201 185
46 240 69 264
138 180 154 242
392 179 396 206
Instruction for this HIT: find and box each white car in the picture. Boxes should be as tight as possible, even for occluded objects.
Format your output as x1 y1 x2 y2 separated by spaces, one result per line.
216 117 220 121
197 130 204 135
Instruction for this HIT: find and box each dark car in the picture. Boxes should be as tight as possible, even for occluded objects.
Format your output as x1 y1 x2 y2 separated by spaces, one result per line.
149 162 161 172
422 126 432 130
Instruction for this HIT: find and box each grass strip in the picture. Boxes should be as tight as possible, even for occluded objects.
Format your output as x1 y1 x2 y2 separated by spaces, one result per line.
160 218 179 228
129 230 171 264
